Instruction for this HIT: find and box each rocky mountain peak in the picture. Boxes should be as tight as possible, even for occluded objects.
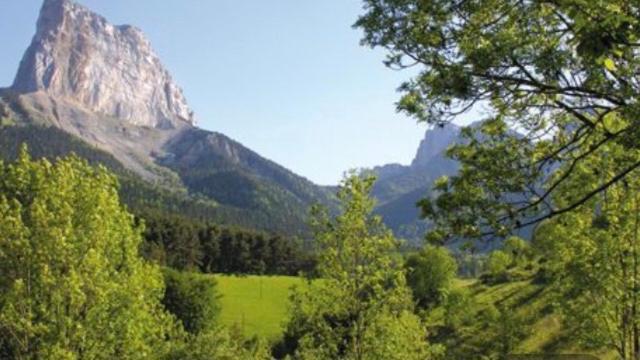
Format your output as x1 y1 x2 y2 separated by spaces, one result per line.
12 0 195 128
411 123 460 169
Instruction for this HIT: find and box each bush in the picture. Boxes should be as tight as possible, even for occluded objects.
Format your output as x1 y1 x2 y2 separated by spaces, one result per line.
486 251 511 277
502 236 532 267
166 327 270 360
405 245 458 309
162 268 220 334
444 287 477 329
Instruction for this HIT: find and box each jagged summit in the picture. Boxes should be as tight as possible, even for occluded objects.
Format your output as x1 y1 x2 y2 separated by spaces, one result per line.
12 0 195 128
411 123 460 168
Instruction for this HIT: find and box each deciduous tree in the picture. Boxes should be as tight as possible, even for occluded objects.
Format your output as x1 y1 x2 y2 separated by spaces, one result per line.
0 147 172 359
356 0 640 240
535 140 640 359
282 174 435 359
405 245 458 309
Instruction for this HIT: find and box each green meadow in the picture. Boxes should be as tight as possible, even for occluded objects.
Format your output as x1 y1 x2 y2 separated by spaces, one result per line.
215 275 306 340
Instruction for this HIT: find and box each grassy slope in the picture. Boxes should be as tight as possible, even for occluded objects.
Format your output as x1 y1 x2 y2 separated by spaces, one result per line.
451 278 615 359
214 275 304 340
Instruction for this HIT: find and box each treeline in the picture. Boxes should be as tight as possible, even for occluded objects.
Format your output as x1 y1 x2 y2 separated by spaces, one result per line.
0 124 128 173
138 209 315 276
0 123 316 276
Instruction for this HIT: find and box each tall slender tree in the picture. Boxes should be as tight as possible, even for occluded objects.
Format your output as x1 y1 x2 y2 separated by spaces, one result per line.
282 174 434 359
535 139 640 359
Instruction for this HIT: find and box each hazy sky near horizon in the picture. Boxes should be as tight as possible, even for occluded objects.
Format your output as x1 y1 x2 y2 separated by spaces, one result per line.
0 0 475 185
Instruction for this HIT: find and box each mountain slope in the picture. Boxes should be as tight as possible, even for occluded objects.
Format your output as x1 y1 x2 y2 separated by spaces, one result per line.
370 122 537 246
0 119 311 234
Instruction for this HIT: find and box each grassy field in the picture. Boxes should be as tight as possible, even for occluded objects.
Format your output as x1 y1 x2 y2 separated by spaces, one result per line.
214 275 305 340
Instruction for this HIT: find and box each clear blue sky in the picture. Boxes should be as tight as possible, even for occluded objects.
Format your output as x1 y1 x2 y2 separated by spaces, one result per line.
0 0 438 185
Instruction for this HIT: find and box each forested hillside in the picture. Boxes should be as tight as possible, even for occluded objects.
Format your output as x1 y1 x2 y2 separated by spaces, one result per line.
0 119 324 236
0 147 619 359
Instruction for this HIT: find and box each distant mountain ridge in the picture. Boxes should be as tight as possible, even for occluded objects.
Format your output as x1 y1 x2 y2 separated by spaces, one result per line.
369 122 536 246
369 124 462 243
1 0 334 235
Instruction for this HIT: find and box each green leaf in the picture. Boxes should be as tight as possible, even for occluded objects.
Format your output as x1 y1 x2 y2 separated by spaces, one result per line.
604 58 617 71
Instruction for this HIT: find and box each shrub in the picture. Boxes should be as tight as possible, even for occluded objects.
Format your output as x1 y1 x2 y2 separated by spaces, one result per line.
162 268 221 334
482 250 513 284
405 245 458 309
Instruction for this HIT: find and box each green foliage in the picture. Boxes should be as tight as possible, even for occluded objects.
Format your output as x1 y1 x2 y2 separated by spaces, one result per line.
405 245 458 309
166 326 270 360
0 147 277 359
0 147 172 359
494 305 529 358
534 141 640 359
281 174 434 359
502 236 531 266
442 287 476 330
140 210 314 275
144 214 203 271
485 250 512 280
356 0 640 240
0 124 316 275
162 268 220 335
424 277 601 359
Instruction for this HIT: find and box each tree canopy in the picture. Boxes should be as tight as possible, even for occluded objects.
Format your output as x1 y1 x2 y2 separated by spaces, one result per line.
405 245 458 309
356 0 640 240
534 140 640 359
0 147 172 359
0 148 274 359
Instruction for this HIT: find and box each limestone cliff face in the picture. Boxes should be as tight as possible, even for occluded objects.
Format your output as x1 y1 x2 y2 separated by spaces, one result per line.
12 0 195 128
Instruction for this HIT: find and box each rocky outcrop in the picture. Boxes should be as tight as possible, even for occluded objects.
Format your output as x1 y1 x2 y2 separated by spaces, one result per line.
411 123 460 169
12 0 195 128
